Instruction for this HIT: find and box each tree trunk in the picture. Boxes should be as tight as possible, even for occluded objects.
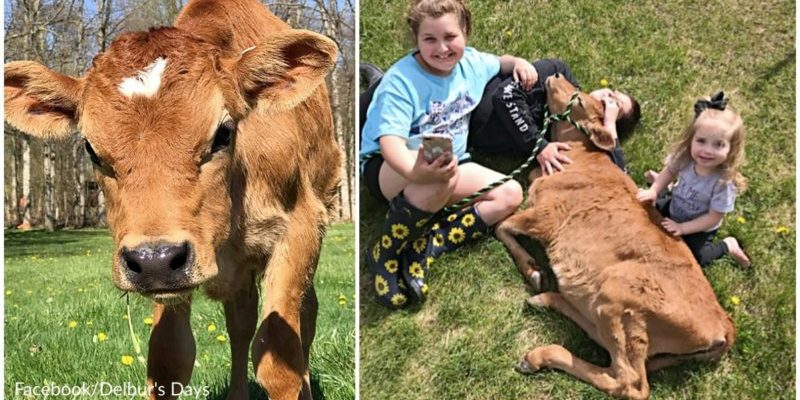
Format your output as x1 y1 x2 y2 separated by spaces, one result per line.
19 136 32 230
43 143 55 231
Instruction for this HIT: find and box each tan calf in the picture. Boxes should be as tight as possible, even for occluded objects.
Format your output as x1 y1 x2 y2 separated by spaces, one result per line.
495 74 735 399
4 0 340 399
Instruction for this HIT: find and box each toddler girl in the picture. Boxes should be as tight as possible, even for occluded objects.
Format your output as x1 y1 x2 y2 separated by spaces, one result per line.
637 92 750 267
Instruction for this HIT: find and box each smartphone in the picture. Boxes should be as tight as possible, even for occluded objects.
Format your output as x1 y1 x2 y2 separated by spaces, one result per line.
422 133 453 164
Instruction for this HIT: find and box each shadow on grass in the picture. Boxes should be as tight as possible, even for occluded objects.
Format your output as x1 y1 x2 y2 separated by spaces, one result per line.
205 374 327 400
4 229 112 258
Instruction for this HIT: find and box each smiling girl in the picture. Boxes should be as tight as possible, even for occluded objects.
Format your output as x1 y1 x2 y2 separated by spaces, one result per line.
637 92 750 268
361 0 535 309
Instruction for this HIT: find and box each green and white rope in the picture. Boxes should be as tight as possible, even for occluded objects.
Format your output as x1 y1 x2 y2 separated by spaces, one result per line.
443 90 587 213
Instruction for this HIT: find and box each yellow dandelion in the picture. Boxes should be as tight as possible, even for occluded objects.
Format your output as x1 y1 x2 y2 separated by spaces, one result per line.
96 332 108 342
216 335 227 342
600 78 609 87
415 218 429 228
447 214 458 222
373 243 380 262
504 30 513 39
143 317 154 326
433 233 445 247
207 324 217 332
421 284 429 295
68 320 78 329
121 355 134 366
338 294 347 306
730 296 741 306
384 259 399 274
390 293 407 306
736 216 746 224
391 223 410 240
381 235 392 249
374 275 389 296
409 262 424 279
413 237 427 254
462 214 475 227
775 226 790 234
431 223 440 231
426 257 435 268
448 227 466 244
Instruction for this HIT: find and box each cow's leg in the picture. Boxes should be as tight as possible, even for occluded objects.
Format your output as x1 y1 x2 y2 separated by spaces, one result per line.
147 300 195 400
252 216 322 400
527 292 604 347
517 309 651 400
299 285 319 400
223 272 259 400
495 212 541 290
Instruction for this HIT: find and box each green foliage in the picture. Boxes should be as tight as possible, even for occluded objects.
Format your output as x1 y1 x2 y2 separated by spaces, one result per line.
4 224 355 400
360 1 795 399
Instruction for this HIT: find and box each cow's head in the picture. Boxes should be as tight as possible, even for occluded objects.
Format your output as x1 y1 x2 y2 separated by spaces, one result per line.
545 74 616 151
4 27 337 303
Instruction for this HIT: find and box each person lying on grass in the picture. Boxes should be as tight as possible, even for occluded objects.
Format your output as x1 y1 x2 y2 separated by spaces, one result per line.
637 92 751 268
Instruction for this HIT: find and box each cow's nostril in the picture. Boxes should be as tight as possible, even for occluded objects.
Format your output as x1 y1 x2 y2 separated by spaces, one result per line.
554 72 561 78
168 243 189 271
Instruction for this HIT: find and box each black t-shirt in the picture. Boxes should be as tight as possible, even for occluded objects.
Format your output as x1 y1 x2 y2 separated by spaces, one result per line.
468 59 580 156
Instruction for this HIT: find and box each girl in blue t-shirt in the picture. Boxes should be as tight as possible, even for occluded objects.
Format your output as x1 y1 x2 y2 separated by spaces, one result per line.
362 0 537 309
637 92 750 268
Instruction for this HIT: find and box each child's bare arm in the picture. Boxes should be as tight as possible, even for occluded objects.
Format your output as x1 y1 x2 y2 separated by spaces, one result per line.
379 135 455 184
498 55 537 91
637 165 675 204
662 210 724 236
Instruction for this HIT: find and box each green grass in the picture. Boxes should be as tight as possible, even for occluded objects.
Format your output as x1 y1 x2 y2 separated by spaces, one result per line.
360 1 795 399
4 223 355 400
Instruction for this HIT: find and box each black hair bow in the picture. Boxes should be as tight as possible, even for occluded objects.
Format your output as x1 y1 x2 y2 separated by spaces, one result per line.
694 91 727 117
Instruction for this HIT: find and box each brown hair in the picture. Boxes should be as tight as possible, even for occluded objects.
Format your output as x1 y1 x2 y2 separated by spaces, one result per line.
615 93 641 141
667 106 748 192
406 0 472 40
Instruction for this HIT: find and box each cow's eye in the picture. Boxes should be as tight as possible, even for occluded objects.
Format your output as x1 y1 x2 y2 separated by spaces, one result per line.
211 120 235 153
84 140 102 165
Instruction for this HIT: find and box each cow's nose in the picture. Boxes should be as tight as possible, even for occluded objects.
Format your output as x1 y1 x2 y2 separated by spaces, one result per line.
121 242 191 275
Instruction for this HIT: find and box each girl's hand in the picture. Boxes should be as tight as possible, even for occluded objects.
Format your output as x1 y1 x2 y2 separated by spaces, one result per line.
603 98 620 122
636 188 657 204
410 148 457 183
513 58 538 91
660 218 684 236
536 142 572 175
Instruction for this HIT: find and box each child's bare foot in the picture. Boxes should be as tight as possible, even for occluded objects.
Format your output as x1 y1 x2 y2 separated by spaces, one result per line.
723 237 751 268
644 170 658 185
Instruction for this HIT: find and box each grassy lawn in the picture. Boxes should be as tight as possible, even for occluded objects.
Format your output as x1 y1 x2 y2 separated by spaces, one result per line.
4 223 355 400
360 1 794 399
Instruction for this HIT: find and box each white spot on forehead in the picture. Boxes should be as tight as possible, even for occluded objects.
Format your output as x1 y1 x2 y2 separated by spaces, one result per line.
118 57 168 99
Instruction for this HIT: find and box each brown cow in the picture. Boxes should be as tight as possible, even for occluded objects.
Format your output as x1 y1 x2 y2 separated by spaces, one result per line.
495 74 735 399
4 1 340 399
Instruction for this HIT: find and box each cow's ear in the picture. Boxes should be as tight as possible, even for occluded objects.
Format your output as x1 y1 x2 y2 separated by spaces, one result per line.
230 30 337 115
4 61 83 139
586 122 616 151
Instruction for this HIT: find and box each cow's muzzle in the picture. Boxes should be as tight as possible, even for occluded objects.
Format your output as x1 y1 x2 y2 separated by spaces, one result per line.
120 241 196 293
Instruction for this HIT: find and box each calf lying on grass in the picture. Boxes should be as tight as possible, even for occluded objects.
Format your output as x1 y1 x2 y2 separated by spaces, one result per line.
495 74 735 400
4 0 340 399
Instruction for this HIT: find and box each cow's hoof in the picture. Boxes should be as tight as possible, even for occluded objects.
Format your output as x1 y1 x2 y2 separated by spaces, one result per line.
527 271 542 292
526 295 547 309
515 359 538 375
